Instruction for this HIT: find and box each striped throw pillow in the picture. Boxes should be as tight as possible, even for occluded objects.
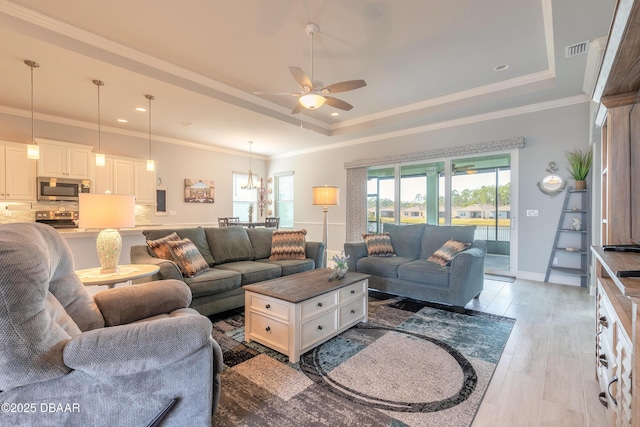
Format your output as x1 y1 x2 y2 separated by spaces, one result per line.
427 240 471 266
166 238 210 277
362 233 396 257
269 229 307 260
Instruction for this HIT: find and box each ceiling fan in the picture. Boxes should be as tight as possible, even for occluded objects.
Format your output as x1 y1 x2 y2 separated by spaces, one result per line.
255 23 367 114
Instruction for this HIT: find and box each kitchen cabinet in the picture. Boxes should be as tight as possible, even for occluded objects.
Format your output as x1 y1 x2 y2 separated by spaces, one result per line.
37 139 92 179
0 141 37 200
92 154 155 204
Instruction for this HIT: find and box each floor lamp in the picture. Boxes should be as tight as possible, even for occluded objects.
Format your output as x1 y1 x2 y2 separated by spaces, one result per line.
312 185 340 267
79 193 136 273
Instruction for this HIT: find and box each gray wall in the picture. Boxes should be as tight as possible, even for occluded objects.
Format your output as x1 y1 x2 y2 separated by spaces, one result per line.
0 100 591 283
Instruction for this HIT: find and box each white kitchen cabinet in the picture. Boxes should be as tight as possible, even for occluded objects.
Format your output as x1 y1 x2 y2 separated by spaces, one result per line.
37 139 92 179
0 141 37 200
134 161 156 204
91 155 155 204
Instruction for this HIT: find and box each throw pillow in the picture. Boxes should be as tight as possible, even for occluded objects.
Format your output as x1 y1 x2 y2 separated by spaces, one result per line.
427 240 471 266
166 238 210 277
147 232 180 260
362 232 396 257
269 229 307 260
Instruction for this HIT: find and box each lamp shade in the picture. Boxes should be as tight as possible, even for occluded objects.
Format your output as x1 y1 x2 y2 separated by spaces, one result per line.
312 186 340 206
79 193 136 229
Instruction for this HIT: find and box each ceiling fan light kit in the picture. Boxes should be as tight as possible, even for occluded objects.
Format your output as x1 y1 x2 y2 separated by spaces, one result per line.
256 23 366 114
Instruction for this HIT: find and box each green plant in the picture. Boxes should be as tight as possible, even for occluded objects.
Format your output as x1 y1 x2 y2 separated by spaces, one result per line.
565 148 593 181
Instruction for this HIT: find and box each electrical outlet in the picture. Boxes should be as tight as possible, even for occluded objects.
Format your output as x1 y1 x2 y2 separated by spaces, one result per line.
553 256 558 265
526 210 539 217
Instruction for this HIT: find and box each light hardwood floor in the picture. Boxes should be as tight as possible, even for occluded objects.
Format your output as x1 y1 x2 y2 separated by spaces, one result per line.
469 278 607 427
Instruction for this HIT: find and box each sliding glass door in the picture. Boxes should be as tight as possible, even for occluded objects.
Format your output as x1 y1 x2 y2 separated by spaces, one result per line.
366 151 516 276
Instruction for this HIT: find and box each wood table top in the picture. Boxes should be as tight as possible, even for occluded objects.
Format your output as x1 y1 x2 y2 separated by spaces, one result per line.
242 268 369 303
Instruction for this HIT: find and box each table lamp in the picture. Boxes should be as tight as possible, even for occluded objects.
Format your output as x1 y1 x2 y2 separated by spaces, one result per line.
312 185 340 267
79 193 136 273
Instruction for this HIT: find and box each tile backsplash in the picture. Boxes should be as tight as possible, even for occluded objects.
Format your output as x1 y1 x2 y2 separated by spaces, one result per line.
0 201 152 226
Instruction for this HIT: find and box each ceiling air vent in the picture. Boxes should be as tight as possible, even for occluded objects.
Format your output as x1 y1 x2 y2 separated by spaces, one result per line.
565 41 589 58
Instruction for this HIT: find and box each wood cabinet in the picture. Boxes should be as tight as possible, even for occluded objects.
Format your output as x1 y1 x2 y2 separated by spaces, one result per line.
36 139 92 179
593 247 640 426
92 154 155 204
0 141 37 200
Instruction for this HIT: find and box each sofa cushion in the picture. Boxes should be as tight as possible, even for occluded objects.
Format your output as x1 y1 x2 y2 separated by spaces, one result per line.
383 223 426 258
270 229 307 260
362 233 396 257
398 259 450 287
246 228 273 259
420 225 476 259
356 256 415 278
215 261 282 285
147 232 180 260
428 240 471 266
144 228 215 266
183 268 242 298
257 258 316 276
205 227 255 264
166 238 210 277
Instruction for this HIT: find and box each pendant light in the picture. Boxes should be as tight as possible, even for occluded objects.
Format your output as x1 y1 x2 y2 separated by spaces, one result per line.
93 79 105 167
241 141 258 190
145 94 155 172
24 60 40 159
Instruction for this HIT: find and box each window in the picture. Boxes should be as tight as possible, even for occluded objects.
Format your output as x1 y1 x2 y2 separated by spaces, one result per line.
274 172 294 228
232 172 258 221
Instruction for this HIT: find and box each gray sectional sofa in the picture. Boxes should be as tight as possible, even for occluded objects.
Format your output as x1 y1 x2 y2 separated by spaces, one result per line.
130 226 325 316
344 223 486 309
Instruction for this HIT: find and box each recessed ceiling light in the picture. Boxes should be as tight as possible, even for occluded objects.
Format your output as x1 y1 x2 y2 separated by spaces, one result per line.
179 121 194 127
330 112 339 116
117 118 128 123
135 107 147 112
494 64 509 72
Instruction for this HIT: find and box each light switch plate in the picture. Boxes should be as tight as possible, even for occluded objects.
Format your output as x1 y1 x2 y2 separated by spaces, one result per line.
526 210 539 217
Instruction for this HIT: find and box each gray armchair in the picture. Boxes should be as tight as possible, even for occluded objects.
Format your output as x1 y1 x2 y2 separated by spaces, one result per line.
0 223 223 427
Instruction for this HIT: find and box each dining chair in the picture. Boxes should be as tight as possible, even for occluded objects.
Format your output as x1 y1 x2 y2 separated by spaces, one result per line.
218 217 228 228
265 217 280 229
227 217 241 226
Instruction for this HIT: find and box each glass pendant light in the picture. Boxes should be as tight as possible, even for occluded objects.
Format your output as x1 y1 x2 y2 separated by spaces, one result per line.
93 79 105 167
241 141 259 190
24 60 40 159
145 94 155 172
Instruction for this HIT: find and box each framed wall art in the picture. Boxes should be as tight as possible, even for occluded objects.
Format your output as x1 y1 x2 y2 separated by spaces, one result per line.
184 179 215 203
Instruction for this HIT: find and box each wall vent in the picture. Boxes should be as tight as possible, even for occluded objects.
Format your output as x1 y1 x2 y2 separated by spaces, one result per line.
565 41 589 58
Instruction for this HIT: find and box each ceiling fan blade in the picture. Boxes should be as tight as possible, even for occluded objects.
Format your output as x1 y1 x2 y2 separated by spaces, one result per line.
254 90 299 96
289 66 313 90
291 103 302 114
324 96 354 111
320 79 367 95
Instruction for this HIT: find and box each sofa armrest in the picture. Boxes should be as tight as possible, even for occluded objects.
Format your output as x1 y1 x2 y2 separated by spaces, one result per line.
305 241 326 269
130 245 182 281
93 279 192 326
344 242 368 271
63 314 213 377
449 241 487 306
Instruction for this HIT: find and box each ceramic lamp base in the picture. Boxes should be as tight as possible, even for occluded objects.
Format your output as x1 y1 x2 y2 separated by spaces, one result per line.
96 228 122 274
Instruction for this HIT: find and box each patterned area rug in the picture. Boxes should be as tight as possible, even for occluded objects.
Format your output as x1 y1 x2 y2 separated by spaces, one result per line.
210 291 514 427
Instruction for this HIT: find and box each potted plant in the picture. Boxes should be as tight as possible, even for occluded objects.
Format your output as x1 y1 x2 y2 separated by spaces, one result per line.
331 251 350 279
565 148 593 190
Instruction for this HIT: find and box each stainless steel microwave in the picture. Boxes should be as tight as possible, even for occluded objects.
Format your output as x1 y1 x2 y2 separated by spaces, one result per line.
37 177 91 202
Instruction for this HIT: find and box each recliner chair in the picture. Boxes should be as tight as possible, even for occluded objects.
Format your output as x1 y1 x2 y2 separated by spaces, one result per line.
0 222 223 427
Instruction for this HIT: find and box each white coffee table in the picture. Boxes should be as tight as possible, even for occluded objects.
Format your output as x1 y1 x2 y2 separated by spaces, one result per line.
243 268 369 363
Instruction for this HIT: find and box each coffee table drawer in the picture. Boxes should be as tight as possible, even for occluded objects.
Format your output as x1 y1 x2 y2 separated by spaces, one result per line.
300 292 337 320
247 293 289 321
247 311 289 351
338 280 367 303
301 310 337 349
339 297 366 329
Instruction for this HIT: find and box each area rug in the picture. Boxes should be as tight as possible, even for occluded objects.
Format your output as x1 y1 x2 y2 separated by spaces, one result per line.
210 291 515 427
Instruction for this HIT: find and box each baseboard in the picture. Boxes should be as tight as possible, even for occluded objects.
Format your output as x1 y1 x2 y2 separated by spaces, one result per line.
516 270 582 286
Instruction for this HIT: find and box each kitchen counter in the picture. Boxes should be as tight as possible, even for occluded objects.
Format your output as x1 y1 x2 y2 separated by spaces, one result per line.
58 223 218 239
